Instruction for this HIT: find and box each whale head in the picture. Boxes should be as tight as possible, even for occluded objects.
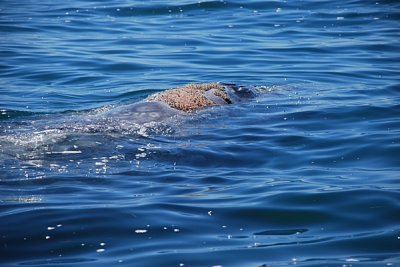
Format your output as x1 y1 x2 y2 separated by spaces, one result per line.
219 83 258 103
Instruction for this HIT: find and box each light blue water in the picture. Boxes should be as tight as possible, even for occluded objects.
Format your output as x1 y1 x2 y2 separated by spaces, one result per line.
1 1 399 266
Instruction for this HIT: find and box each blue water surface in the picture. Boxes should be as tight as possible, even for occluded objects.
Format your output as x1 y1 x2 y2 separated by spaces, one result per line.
1 1 399 266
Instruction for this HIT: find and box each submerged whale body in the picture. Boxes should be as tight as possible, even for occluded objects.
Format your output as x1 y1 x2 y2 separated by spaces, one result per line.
1 82 264 139
0 82 266 167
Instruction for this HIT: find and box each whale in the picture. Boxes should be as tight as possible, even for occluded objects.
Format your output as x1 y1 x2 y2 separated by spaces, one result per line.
0 82 268 169
1 82 265 136
104 82 262 124
1 82 265 139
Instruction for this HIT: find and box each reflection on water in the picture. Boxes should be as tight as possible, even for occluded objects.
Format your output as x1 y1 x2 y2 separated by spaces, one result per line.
7 195 43 204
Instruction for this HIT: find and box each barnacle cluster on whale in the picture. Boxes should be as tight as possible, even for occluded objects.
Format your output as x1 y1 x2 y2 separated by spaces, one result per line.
146 82 260 112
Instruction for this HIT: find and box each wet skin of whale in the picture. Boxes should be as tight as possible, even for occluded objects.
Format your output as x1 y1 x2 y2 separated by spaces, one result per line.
105 82 261 124
105 101 182 124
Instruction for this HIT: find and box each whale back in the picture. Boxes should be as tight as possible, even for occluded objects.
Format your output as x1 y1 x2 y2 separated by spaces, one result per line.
106 101 181 124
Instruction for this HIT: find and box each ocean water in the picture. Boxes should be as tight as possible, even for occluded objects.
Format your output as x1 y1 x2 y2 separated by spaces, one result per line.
1 0 399 266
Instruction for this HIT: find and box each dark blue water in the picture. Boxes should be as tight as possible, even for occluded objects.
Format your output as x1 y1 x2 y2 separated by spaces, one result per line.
1 1 399 266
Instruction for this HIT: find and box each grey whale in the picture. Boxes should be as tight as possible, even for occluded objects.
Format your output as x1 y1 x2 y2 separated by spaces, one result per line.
2 82 265 136
105 82 262 124
0 82 267 167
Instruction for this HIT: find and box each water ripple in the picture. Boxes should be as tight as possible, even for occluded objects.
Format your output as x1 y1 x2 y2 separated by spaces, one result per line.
1 0 400 266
